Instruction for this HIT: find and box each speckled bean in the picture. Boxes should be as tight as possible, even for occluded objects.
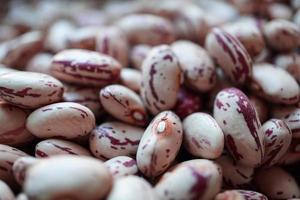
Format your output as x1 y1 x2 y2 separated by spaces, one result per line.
0 144 28 188
35 138 91 158
183 112 224 159
90 121 144 160
215 190 268 200
0 103 34 146
26 102 95 139
96 26 129 67
0 180 15 200
136 111 183 177
107 176 158 200
171 40 216 92
63 84 104 118
261 119 292 167
250 63 299 105
68 26 100 50
25 53 53 75
105 156 138 179
275 53 300 82
205 28 252 85
281 108 300 138
100 84 147 126
24 155 112 200
216 154 254 188
141 45 181 115
51 49 122 87
0 65 15 76
120 68 142 93
115 14 175 45
12 156 40 185
155 159 222 200
16 193 29 200
263 19 300 52
0 31 43 69
129 44 151 70
213 87 264 167
0 71 64 108
254 167 300 199
248 95 268 123
222 21 265 58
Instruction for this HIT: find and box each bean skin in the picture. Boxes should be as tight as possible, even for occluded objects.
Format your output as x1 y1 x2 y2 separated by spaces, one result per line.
105 156 138 179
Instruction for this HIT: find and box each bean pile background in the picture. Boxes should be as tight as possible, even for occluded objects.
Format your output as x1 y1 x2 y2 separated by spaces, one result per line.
0 0 299 199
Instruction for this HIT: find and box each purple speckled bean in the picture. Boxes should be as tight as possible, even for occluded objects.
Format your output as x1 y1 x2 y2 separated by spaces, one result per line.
282 108 300 138
25 53 53 75
96 26 129 67
250 63 299 105
260 119 292 168
213 87 264 167
24 155 112 200
254 167 300 199
0 102 34 146
35 138 91 158
120 68 142 93
105 156 138 179
100 84 147 126
0 144 28 189
216 154 254 189
248 95 268 123
26 102 95 139
129 44 151 70
115 14 175 45
215 190 268 200
51 49 122 87
141 45 181 115
89 121 144 160
155 159 222 200
183 112 224 159
205 28 252 85
0 71 64 109
171 40 216 92
68 26 100 50
107 176 158 200
275 53 300 82
12 156 40 185
136 111 182 177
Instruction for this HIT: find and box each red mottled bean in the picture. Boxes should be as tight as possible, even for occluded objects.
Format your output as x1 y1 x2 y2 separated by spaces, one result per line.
105 156 138 179
12 156 40 185
215 190 268 200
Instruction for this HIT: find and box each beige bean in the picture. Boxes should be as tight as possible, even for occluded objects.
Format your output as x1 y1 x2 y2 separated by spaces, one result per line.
24 155 112 200
26 102 95 139
120 68 142 93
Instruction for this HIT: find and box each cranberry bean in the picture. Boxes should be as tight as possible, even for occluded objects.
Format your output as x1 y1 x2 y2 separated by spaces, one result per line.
155 159 222 200
107 176 158 200
213 87 264 167
24 155 112 200
51 49 122 87
100 84 147 126
68 26 100 50
250 63 299 105
171 40 216 92
254 167 300 199
115 14 175 45
129 44 151 70
205 28 252 85
105 156 138 179
120 68 142 93
183 112 224 159
261 119 292 167
0 180 15 200
275 53 300 82
90 121 144 160
35 138 91 158
137 111 182 177
26 102 95 139
0 71 64 109
248 95 269 123
12 156 40 185
25 53 53 75
141 45 181 115
215 190 268 200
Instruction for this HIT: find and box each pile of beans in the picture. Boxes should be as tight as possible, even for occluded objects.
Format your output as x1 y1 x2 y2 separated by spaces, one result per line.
0 0 299 199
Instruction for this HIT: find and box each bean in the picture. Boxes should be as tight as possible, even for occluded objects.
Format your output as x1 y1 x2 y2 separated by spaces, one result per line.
120 68 142 93
137 111 182 177
51 49 122 87
213 87 264 167
248 95 269 123
129 44 151 70
0 71 64 108
26 102 95 139
35 138 91 158
183 112 224 159
105 156 138 179
25 53 53 75
275 53 300 82
24 155 112 200
90 121 143 160
12 156 40 185
215 190 268 200
107 176 158 200
0 180 15 200
68 26 100 50
141 45 181 115
100 84 147 126
205 28 252 85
